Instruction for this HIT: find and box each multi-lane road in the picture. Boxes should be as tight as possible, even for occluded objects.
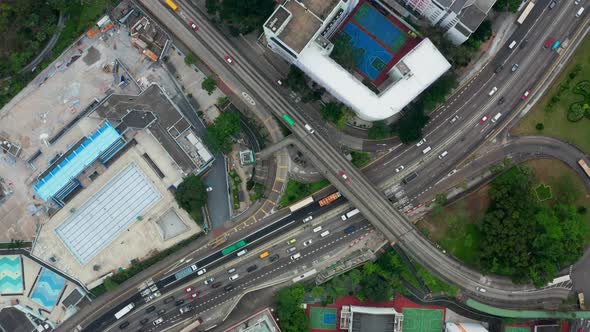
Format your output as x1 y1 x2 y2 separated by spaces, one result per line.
59 0 589 330
149 0 587 305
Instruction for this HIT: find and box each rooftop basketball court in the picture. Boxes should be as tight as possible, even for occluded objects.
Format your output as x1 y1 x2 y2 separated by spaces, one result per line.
336 1 420 85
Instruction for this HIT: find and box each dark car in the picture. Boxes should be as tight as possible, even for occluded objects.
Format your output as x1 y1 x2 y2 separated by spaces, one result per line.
157 308 166 315
164 296 175 304
175 299 185 306
119 321 130 329
519 39 528 48
494 65 504 73
140 318 149 325
145 306 155 313
211 281 222 288
344 226 356 234
269 254 280 262
247 265 258 273
224 284 234 292
497 97 505 105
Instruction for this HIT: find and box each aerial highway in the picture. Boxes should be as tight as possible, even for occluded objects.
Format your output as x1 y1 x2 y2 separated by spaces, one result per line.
57 0 588 330
149 0 586 305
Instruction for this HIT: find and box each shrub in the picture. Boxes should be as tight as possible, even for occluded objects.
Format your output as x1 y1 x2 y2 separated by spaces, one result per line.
535 123 544 130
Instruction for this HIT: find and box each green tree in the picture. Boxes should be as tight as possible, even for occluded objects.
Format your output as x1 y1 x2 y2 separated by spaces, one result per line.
204 111 241 153
285 66 309 94
368 120 390 139
535 123 544 130
218 0 275 35
276 284 309 332
330 36 356 71
205 0 219 14
174 175 208 222
350 151 371 168
320 102 350 129
494 0 522 12
393 105 429 143
185 52 198 66
201 77 217 95
472 20 492 42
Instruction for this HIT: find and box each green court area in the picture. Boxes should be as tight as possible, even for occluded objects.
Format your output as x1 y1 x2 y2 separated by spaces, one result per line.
506 327 531 332
402 308 444 332
310 307 337 330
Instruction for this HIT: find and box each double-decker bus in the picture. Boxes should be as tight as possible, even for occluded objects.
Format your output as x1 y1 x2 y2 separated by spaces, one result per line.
578 159 590 178
282 114 295 126
221 240 247 256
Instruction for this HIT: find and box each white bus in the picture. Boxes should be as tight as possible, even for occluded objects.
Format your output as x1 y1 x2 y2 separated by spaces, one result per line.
517 2 535 24
114 303 135 320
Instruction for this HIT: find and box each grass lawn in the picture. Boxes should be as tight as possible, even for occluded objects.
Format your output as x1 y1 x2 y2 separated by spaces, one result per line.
535 184 552 201
350 151 371 168
416 265 458 296
512 35 590 153
418 159 590 268
417 189 488 269
279 179 330 207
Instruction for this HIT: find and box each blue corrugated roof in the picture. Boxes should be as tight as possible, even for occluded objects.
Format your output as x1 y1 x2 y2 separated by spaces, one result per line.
34 122 122 201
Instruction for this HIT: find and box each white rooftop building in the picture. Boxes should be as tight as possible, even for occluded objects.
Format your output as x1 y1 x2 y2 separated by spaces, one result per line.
340 305 404 332
263 0 451 121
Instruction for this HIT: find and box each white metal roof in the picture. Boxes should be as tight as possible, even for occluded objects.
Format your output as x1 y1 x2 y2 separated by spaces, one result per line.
55 163 161 264
296 38 451 121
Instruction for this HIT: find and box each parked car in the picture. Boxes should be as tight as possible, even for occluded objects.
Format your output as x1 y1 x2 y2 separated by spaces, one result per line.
544 37 555 48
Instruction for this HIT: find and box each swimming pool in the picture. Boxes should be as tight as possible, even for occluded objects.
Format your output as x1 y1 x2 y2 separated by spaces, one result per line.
0 255 23 294
31 268 66 309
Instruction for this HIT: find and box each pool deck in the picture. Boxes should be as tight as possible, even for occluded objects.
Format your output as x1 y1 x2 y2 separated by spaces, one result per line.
0 253 85 327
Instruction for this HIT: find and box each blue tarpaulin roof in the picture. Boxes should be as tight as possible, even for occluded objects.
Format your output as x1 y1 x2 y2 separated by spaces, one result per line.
34 122 122 201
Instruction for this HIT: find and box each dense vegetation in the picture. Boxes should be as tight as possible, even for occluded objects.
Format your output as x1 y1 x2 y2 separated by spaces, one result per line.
493 0 523 12
174 175 208 223
1 0 116 108
279 179 330 207
480 165 589 286
284 66 325 103
205 0 275 35
330 36 357 71
201 76 217 95
319 102 351 129
0 0 59 77
276 284 309 332
204 111 241 153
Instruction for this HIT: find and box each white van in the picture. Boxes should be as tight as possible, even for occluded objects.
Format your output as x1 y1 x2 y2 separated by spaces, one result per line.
508 40 517 49
290 253 301 260
576 7 584 17
488 87 498 96
197 268 206 276
304 124 315 134
229 274 239 281
422 146 432 154
320 230 330 237
313 226 323 233
236 249 248 257
491 113 502 123
438 151 448 159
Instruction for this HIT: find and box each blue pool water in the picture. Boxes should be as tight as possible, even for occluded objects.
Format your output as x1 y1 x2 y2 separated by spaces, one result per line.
31 268 66 309
0 255 23 294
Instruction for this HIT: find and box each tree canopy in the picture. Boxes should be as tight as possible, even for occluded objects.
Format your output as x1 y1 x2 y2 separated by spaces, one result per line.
330 36 356 71
367 120 390 140
479 165 589 286
201 77 217 95
494 0 522 12
320 102 350 129
207 0 275 35
204 111 241 153
174 175 207 222
276 284 309 332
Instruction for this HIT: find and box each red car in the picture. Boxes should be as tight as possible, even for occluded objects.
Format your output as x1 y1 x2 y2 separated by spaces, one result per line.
189 21 199 31
479 114 489 124
544 37 555 48
521 89 531 100
338 171 350 182
184 287 194 293
224 55 234 64
189 292 200 299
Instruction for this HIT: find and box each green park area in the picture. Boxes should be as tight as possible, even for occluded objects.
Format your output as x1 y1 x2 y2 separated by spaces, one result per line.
418 159 590 286
512 35 590 153
279 179 330 207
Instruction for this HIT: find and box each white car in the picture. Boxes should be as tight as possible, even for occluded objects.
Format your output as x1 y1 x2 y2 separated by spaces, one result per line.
303 216 313 223
416 138 426 147
204 277 214 285
197 268 206 276
476 287 487 293
206 187 213 192
303 239 313 247
395 165 405 173
153 318 164 326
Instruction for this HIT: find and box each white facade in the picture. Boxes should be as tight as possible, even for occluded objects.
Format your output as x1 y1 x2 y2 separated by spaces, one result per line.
263 0 450 121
